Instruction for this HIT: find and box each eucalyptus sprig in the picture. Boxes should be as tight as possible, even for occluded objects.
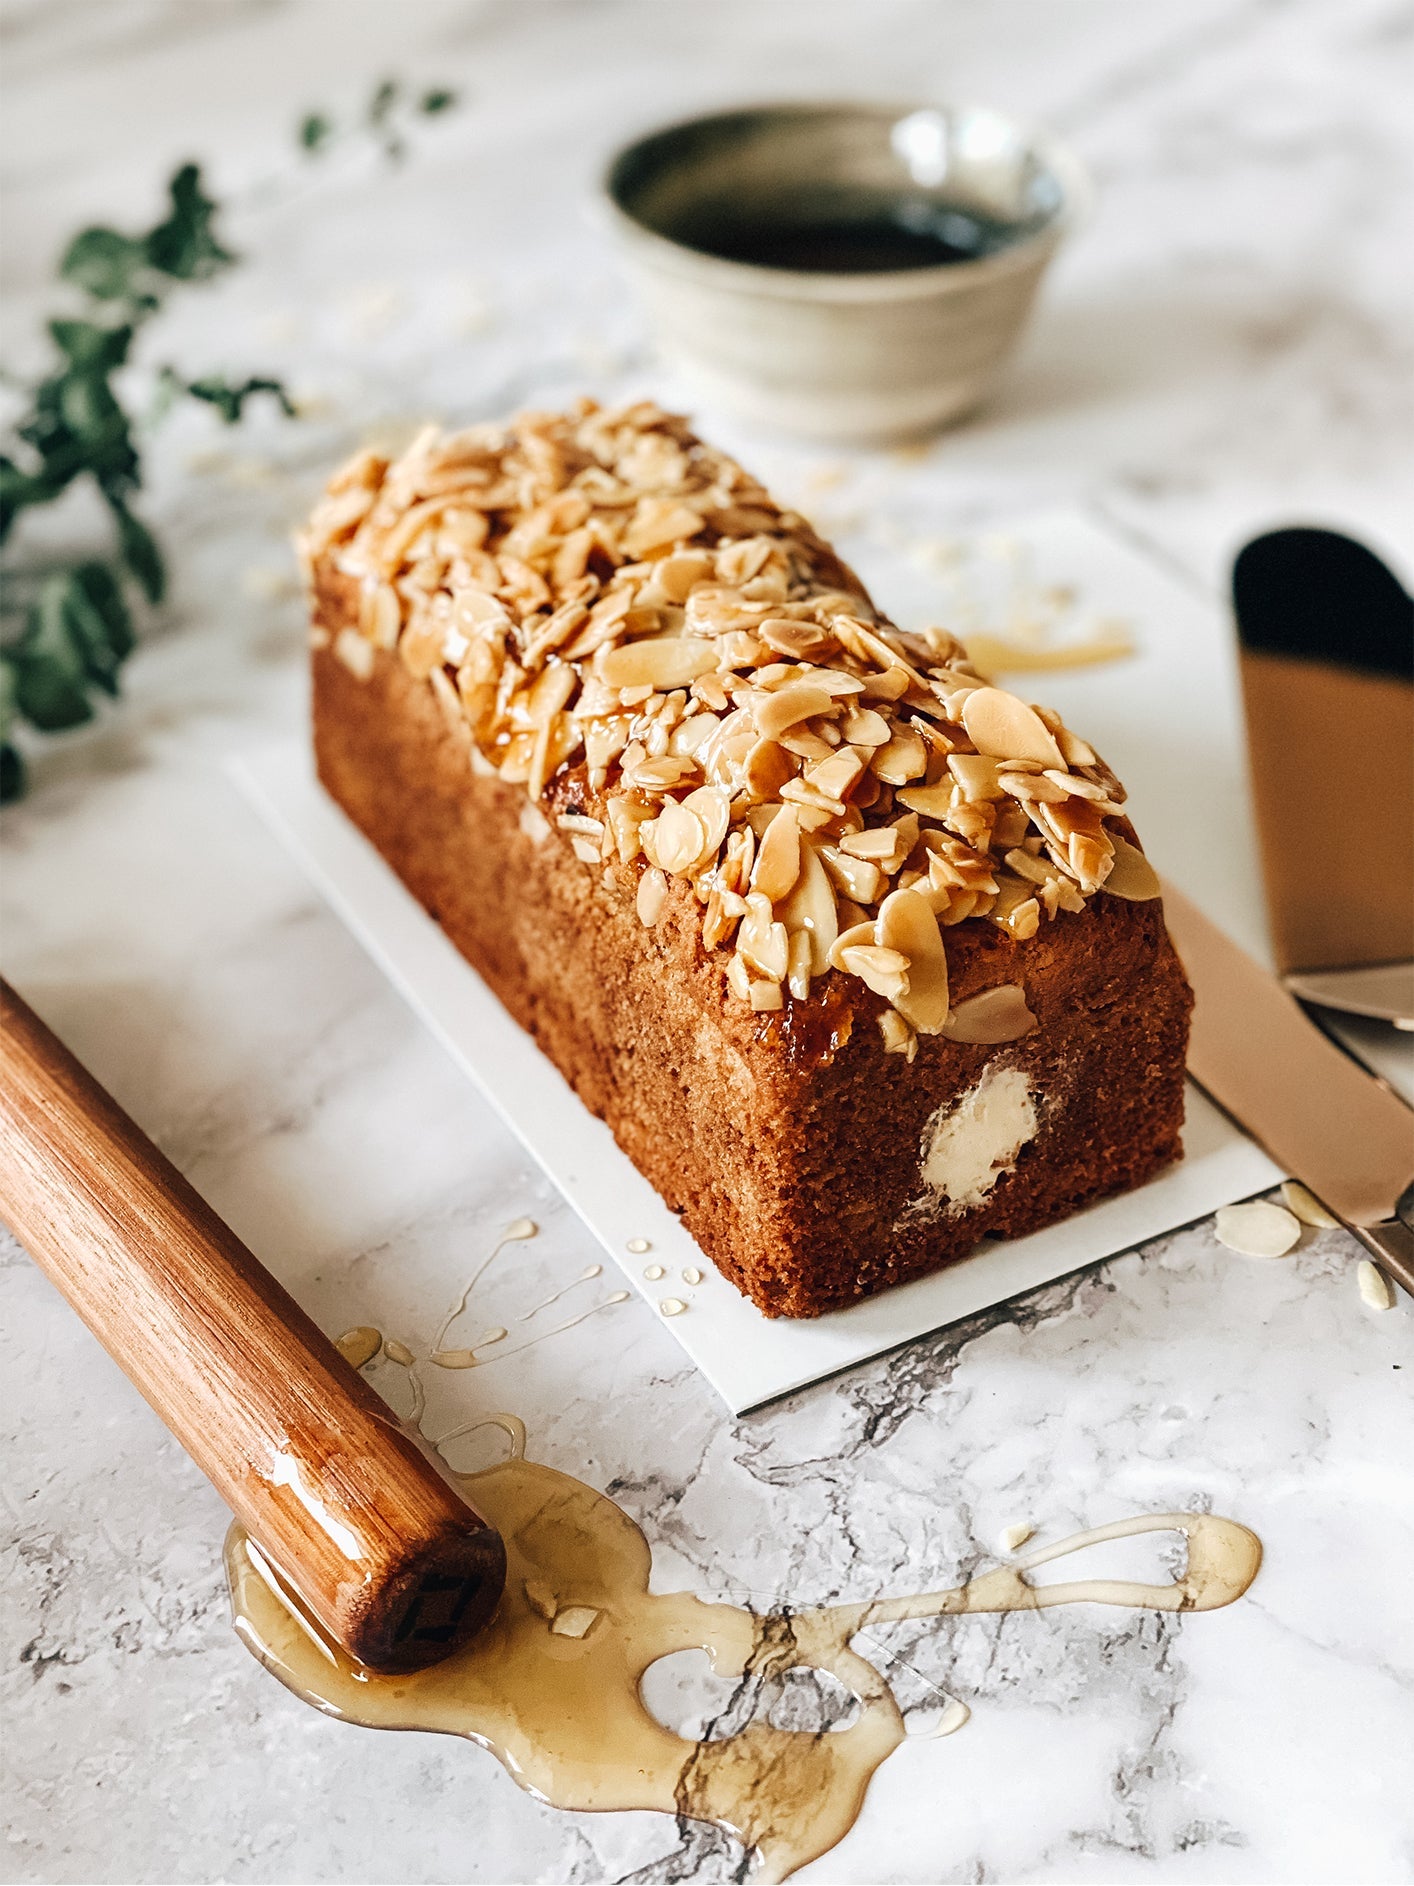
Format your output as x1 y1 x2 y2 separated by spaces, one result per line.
0 162 292 800
1 75 462 802
299 76 458 165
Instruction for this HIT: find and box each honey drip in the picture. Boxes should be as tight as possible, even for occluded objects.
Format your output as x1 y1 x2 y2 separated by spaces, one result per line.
228 1421 1261 1882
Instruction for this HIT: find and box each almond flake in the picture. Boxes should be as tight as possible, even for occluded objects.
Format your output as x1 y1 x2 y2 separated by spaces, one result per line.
877 887 950 1033
1214 1201 1301 1259
841 944 910 1004
636 867 669 926
598 636 717 691
332 627 375 680
754 682 837 739
1101 834 1161 901
751 805 802 903
1280 1181 1339 1229
962 687 1065 768
1356 1259 1394 1312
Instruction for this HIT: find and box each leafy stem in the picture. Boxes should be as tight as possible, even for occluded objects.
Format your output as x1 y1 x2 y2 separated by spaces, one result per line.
1 163 293 801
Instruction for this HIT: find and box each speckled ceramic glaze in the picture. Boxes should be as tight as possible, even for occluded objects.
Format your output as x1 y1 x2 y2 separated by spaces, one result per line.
603 102 1089 443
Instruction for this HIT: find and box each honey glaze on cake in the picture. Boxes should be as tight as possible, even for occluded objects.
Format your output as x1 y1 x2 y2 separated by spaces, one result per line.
227 1415 1262 1882
298 400 1162 1065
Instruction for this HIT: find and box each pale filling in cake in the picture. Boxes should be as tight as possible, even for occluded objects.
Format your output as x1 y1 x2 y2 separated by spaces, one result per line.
915 1065 1039 1214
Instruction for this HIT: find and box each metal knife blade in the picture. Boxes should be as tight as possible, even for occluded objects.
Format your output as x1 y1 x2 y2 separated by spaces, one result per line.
1232 527 1414 1027
1162 879 1414 1298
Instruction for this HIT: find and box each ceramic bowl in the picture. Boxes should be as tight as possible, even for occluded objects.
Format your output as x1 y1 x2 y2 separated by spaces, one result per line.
601 101 1089 445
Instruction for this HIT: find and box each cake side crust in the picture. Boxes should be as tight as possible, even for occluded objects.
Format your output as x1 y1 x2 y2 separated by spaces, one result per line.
314 633 1190 1317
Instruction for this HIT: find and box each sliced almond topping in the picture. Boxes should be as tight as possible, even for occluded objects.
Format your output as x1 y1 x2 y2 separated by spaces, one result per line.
878 1009 918 1060
753 681 836 740
876 887 950 1033
839 827 905 865
744 735 797 802
896 783 955 820
841 706 891 746
962 687 1065 768
655 550 715 603
623 498 704 559
760 617 838 661
786 927 813 1001
840 943 910 1004
310 407 1146 1032
998 770 1070 804
648 798 708 876
871 726 928 785
942 983 1037 1044
827 920 877 972
636 867 669 927
681 785 730 860
806 746 866 803
333 627 375 681
820 844 884 907
738 892 790 981
598 636 717 691
1101 833 1161 900
779 839 839 975
751 805 802 903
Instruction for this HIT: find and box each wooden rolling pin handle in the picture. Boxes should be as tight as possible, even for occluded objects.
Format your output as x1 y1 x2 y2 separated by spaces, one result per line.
0 981 506 1673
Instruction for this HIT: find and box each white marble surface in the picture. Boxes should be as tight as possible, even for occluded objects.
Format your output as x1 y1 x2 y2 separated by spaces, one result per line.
2 3 1412 1882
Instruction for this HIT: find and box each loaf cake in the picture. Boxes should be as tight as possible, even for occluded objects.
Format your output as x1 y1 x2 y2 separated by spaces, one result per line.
301 400 1190 1318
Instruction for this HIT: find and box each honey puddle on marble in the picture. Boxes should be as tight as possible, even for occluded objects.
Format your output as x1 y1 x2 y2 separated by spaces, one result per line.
227 1415 1261 1882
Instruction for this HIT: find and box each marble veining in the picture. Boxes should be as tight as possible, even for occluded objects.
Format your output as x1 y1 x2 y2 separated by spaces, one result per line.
1 1 1411 1881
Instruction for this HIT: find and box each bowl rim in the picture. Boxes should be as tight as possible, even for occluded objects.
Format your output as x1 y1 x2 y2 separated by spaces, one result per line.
598 98 1092 302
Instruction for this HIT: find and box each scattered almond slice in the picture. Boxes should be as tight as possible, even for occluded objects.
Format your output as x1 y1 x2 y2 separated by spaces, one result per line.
998 1522 1034 1552
1280 1180 1340 1229
1356 1259 1394 1312
1214 1201 1301 1258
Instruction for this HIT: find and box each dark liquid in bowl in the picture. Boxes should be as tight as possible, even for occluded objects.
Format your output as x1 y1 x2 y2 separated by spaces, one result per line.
663 196 1031 272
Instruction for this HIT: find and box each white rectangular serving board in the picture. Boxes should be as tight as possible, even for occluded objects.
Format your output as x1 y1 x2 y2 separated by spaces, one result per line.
230 510 1285 1412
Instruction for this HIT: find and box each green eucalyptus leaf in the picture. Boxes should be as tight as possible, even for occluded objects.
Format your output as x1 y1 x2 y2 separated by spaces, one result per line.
110 501 165 603
0 456 66 542
48 319 133 371
60 227 150 302
181 373 296 424
368 78 400 125
0 654 17 742
420 88 457 114
299 112 334 152
13 651 95 730
145 163 235 281
0 742 23 804
67 561 136 672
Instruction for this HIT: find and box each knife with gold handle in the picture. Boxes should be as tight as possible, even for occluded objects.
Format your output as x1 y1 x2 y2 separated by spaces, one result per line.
1163 881 1414 1299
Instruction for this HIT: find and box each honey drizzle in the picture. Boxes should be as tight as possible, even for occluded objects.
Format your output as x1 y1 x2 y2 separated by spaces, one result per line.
227 1423 1261 1883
